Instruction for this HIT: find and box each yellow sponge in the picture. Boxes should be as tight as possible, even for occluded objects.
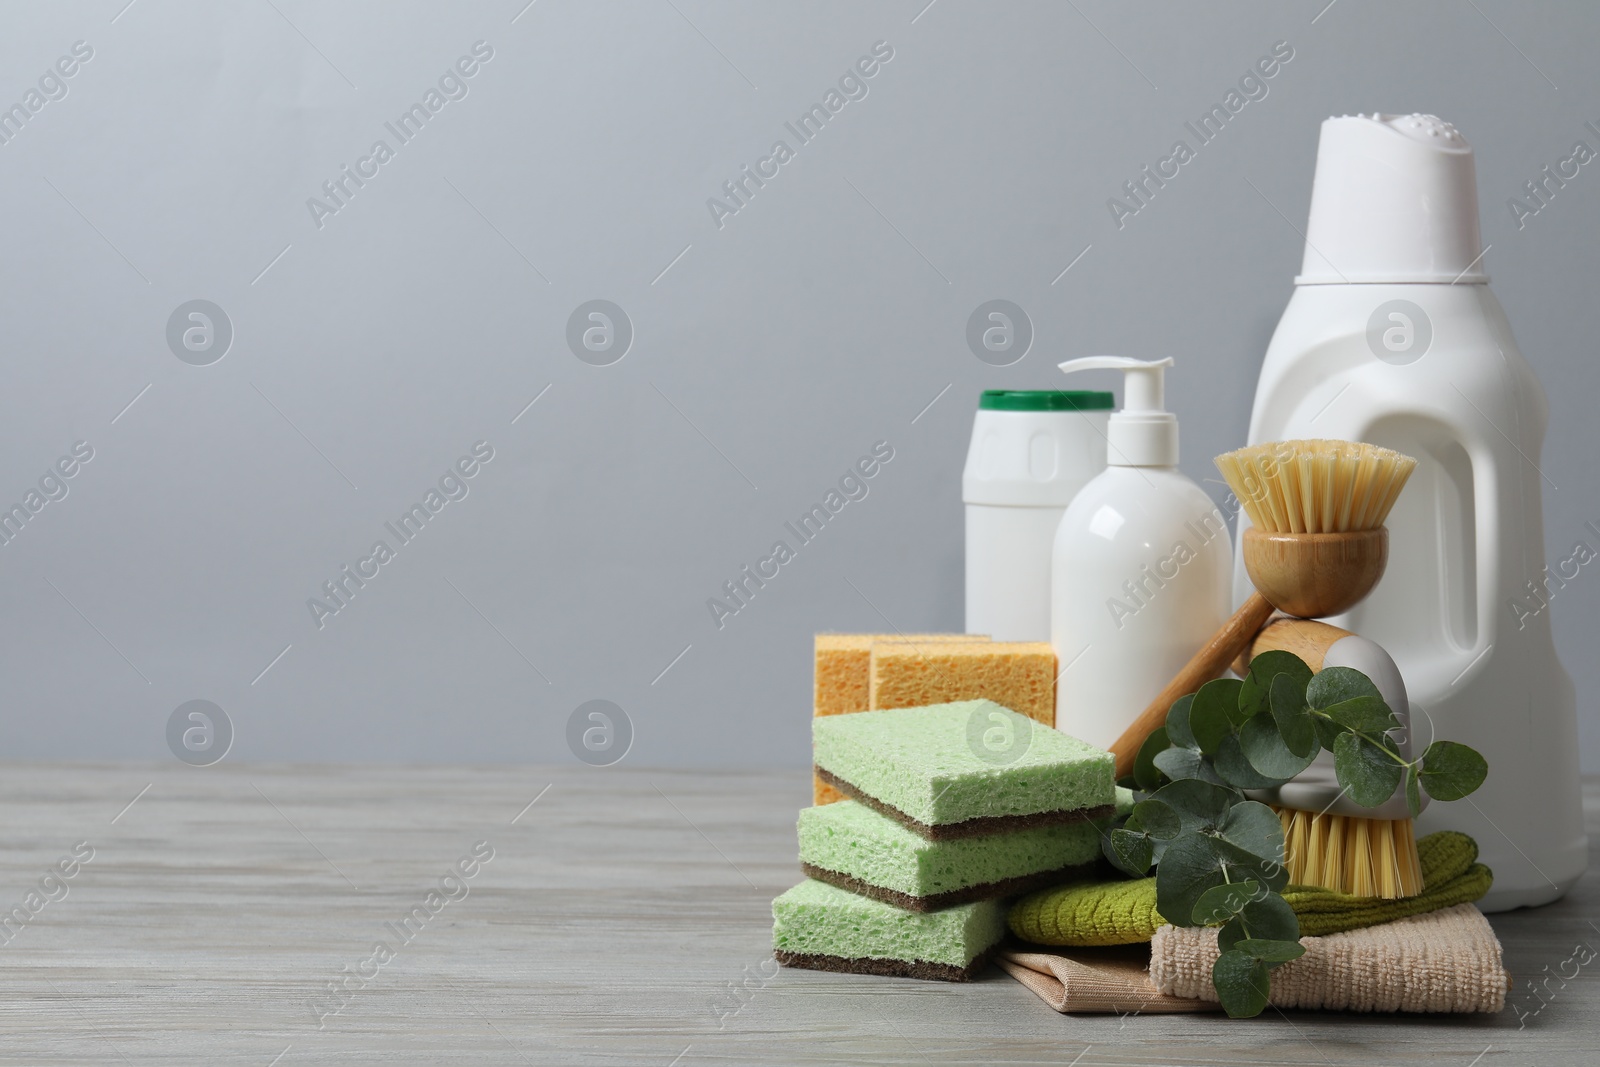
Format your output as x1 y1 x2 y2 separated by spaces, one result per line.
815 779 851 805
812 633 984 804
814 634 985 717
869 641 1056 728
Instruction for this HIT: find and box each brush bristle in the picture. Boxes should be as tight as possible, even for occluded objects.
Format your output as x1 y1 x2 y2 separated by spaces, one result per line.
1276 807 1424 899
1214 439 1418 534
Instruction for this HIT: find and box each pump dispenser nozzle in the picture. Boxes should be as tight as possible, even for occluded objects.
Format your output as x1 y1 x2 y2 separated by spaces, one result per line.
1058 356 1178 467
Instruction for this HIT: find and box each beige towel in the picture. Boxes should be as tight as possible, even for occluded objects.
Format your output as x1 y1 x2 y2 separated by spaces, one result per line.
1151 903 1508 1013
1004 904 1507 1014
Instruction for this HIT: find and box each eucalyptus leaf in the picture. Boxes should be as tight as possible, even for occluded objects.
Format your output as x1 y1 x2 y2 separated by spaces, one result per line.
1165 693 1198 750
1242 651 1313 750
1332 731 1404 807
1192 880 1262 925
1311 707 1345 751
1405 762 1422 817
1320 695 1400 736
1217 800 1287 870
1306 665 1382 709
1216 914 1247 954
1212 950 1271 1018
1154 825 1287 930
1133 725 1172 793
1147 779 1235 832
1237 671 1270 725
1153 834 1229 929
1419 741 1489 801
1130 798 1182 840
1212 836 1291 894
1214 733 1283 789
1239 714 1318 781
1236 938 1306 963
1103 826 1155 876
1241 650 1313 721
1190 678 1244 755
1153 746 1226 785
1269 672 1318 758
1237 891 1299 943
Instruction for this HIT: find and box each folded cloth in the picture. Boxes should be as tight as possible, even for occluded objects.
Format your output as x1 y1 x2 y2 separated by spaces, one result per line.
1288 831 1489 936
1009 830 1490 946
1004 904 1508 1014
1151 903 1508 1013
998 946 1215 1014
1009 872 1163 947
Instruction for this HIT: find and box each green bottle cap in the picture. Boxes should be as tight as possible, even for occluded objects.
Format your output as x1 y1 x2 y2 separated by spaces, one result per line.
978 390 1114 412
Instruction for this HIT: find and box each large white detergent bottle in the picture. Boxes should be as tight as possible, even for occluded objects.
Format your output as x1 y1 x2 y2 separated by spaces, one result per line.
1052 357 1231 750
1239 113 1585 910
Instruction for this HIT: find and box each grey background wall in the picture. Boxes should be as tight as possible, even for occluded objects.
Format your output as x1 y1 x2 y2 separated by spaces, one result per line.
2 1 1596 768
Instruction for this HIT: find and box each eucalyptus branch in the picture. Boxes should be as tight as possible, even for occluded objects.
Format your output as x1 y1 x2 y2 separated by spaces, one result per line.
1305 708 1412 769
1104 649 1488 1017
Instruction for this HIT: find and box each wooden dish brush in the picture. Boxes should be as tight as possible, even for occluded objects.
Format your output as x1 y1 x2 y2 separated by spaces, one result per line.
1110 439 1421 897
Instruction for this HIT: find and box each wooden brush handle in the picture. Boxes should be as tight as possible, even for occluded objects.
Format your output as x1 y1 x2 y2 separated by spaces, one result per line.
1235 616 1354 675
1109 592 1275 779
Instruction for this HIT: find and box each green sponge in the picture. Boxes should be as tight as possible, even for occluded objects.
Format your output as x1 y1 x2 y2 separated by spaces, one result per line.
812 700 1114 838
772 878 1007 981
798 800 1104 911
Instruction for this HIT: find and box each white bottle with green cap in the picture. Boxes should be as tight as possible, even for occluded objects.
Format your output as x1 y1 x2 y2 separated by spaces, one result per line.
963 389 1113 642
1049 357 1231 750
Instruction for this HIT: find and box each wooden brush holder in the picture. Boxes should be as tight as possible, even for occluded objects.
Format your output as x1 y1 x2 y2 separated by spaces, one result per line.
1109 524 1391 778
1240 526 1388 619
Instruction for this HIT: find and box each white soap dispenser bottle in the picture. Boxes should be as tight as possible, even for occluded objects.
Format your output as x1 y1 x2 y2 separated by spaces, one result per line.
1050 357 1232 750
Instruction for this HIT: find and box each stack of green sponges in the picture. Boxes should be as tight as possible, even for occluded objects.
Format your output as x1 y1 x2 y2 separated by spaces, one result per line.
773 700 1116 981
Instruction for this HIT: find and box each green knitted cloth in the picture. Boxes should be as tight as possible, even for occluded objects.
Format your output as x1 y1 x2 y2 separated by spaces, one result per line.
1009 831 1491 947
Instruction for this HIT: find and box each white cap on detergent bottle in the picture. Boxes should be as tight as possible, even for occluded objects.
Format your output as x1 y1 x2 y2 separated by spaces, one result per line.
1297 113 1486 284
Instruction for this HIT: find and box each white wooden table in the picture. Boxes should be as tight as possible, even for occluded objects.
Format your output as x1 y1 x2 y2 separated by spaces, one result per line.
0 764 1593 1065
